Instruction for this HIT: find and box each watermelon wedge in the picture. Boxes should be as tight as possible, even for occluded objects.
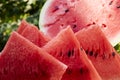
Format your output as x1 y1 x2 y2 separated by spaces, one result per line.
0 31 67 80
40 0 120 46
43 26 102 80
20 25 50 47
17 20 50 47
75 25 120 80
17 20 29 34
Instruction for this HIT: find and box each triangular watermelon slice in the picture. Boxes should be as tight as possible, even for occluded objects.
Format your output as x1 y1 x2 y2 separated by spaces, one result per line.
17 20 50 47
17 20 29 34
0 31 67 80
40 0 120 46
43 26 102 80
20 25 50 47
75 25 120 80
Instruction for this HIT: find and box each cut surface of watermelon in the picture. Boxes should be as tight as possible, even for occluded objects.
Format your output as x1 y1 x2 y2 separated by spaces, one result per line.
40 0 120 46
43 26 102 80
75 25 120 80
17 20 29 34
20 25 50 47
0 31 67 80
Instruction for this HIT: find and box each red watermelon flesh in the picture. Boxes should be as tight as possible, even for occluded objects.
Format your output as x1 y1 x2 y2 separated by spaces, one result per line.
43 26 102 80
75 25 120 80
0 31 67 80
20 25 50 47
40 0 120 46
17 20 29 34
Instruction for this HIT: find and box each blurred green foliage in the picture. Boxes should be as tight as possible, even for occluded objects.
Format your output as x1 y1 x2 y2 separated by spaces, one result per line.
114 43 120 54
0 0 46 51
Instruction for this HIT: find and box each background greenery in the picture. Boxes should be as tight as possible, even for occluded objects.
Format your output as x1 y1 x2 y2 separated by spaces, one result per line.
0 0 120 53
0 0 46 51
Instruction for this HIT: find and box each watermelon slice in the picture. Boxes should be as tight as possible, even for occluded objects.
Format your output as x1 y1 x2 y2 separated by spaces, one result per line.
40 0 120 46
20 25 50 47
75 25 120 80
43 26 102 80
17 20 29 34
0 31 67 80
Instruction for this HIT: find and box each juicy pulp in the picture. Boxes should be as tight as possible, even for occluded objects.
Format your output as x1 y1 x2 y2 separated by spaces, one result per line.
43 26 102 80
76 25 120 80
0 31 67 80
40 0 120 46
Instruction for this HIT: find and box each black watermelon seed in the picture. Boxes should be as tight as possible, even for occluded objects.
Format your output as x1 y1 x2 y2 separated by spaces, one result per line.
66 68 72 74
80 67 89 74
89 51 93 56
73 24 77 28
109 1 113 5
117 6 120 8
112 52 115 57
86 23 92 26
92 22 96 24
85 50 89 54
65 9 69 13
53 6 59 12
102 24 107 28
79 68 83 74
68 50 72 57
80 47 83 51
94 52 98 58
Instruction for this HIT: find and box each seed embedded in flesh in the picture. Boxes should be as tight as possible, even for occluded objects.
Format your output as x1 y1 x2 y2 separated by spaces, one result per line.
68 50 73 57
92 22 96 24
86 23 92 26
79 68 83 74
109 1 113 5
80 47 83 51
112 52 115 57
117 6 120 8
73 24 77 28
67 68 72 74
65 9 69 13
79 67 89 74
85 50 89 54
89 51 93 56
102 24 107 28
52 6 59 12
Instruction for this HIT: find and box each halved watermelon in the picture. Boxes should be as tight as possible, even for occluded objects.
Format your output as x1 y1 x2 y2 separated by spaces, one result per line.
40 0 120 46
20 25 50 47
75 25 120 80
43 26 102 80
0 31 67 80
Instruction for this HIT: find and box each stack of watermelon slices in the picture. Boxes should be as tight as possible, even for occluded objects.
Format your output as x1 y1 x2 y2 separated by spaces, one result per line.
1 20 120 80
